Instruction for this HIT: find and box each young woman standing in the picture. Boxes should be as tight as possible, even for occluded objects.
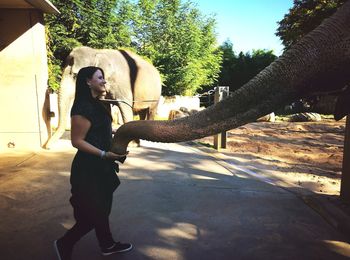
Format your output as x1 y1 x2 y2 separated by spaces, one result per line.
54 66 132 260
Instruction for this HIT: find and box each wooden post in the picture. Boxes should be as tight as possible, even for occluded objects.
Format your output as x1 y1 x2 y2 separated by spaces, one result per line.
341 116 350 202
213 86 229 150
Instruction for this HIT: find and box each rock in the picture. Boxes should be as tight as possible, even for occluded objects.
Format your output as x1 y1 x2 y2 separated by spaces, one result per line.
168 107 204 120
289 112 322 122
168 109 186 120
257 112 275 122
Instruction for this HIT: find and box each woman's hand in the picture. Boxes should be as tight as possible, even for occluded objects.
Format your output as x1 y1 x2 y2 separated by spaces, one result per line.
105 151 129 161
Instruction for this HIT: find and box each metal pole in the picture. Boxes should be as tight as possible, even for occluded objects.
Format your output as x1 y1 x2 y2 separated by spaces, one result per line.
341 116 350 201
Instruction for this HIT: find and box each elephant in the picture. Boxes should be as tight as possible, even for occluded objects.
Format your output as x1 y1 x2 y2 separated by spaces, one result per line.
43 46 162 149
110 1 350 156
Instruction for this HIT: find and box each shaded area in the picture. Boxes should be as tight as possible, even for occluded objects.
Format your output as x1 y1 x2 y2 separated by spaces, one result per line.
0 9 42 51
1 140 350 259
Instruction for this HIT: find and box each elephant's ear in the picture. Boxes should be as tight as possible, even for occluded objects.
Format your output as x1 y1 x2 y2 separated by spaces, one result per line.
334 86 350 121
94 53 115 80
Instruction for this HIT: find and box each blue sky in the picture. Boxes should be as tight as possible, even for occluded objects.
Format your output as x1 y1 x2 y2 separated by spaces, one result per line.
194 0 294 56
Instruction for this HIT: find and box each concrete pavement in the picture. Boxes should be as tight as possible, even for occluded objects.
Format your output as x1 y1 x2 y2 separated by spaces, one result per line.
1 140 350 259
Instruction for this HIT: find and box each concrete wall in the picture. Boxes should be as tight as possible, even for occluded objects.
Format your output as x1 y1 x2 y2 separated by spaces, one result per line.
0 9 49 150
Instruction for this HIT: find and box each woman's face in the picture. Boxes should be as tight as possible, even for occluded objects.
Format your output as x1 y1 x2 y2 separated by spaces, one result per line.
87 69 107 98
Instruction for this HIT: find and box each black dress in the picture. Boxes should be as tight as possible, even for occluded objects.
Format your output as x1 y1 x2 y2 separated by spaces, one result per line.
70 99 120 198
64 98 120 248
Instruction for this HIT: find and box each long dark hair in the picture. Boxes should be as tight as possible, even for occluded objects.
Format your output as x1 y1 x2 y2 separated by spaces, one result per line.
74 66 105 101
73 66 112 119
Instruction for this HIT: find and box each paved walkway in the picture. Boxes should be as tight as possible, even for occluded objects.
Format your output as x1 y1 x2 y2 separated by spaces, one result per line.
1 140 350 259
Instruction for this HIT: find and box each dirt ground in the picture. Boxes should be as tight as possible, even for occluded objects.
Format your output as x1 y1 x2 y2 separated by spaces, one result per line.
196 117 346 198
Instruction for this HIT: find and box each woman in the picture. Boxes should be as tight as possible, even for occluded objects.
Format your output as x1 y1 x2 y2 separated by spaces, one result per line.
54 66 132 260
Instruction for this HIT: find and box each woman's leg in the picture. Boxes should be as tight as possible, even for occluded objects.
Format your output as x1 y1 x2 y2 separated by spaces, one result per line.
57 190 115 251
59 195 95 246
93 191 115 248
54 195 94 260
93 190 133 255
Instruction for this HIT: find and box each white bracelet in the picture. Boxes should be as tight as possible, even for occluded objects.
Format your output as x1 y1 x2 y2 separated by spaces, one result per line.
100 150 106 159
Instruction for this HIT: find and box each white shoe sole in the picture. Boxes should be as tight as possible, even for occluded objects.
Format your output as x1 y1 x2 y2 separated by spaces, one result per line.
101 244 133 256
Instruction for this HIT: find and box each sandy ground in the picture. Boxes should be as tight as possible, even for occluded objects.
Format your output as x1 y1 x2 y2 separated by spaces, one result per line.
196 118 346 198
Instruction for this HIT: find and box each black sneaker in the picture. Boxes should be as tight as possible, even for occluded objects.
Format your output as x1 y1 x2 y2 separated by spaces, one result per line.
101 242 133 256
54 239 72 260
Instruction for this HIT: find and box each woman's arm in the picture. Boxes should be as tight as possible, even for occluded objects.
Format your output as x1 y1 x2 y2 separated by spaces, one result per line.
71 115 99 156
71 115 127 160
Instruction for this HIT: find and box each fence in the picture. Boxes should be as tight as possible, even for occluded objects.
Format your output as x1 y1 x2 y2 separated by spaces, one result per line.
197 86 231 108
197 86 230 150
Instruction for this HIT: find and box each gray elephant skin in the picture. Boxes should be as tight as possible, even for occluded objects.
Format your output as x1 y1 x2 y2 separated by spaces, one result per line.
43 46 162 149
111 1 350 155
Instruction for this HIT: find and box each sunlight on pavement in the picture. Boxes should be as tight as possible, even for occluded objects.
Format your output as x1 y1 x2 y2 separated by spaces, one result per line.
124 157 175 171
191 159 233 176
234 172 250 179
140 246 182 260
118 173 154 180
157 222 199 240
141 140 194 154
190 173 218 180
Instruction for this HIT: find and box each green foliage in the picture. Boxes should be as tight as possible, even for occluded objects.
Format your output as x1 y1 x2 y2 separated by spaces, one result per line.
130 0 222 96
45 27 61 91
276 0 347 50
205 39 277 93
45 0 222 96
214 39 235 90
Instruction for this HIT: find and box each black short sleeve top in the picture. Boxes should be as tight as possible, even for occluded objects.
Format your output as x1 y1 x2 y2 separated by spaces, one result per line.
70 99 112 151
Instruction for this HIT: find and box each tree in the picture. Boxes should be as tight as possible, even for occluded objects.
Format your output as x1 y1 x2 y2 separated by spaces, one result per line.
276 0 347 49
130 0 222 96
215 39 236 87
214 40 277 93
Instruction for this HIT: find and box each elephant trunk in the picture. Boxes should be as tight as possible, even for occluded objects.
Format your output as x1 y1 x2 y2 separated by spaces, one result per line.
111 76 297 154
111 1 350 155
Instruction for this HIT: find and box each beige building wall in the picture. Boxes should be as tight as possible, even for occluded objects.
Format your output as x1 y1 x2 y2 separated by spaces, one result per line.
0 9 49 150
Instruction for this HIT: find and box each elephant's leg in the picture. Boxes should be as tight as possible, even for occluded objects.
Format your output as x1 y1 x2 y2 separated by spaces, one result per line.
147 104 158 120
138 109 148 120
42 92 73 149
42 88 52 139
118 103 140 146
111 105 123 129
118 102 133 124
43 65 76 149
